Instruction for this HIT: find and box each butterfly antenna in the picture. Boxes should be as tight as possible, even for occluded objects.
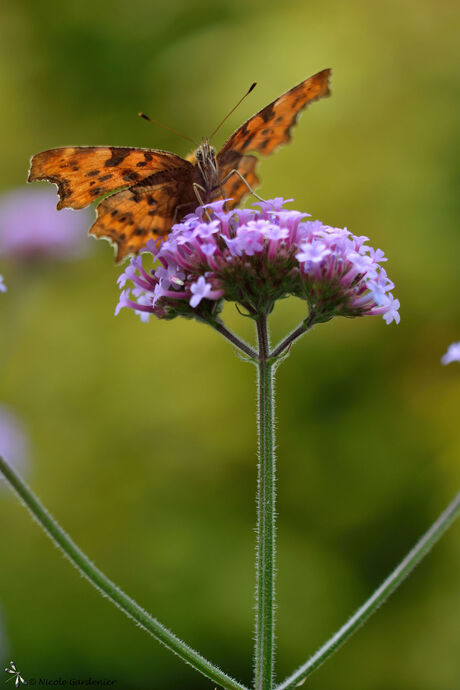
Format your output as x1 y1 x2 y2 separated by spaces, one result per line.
138 113 198 146
209 82 257 140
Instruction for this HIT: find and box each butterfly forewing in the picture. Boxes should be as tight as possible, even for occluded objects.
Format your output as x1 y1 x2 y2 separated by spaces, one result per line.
218 68 331 160
28 147 190 210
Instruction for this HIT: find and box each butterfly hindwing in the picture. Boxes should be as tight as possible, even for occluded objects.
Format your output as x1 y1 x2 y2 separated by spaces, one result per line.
216 153 260 209
28 146 190 210
90 167 196 260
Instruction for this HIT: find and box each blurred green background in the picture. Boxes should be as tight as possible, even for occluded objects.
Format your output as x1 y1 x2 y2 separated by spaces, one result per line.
0 0 460 688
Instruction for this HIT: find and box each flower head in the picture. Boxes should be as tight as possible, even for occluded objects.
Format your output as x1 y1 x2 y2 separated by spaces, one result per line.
116 198 399 326
0 186 91 261
441 342 460 365
0 275 6 293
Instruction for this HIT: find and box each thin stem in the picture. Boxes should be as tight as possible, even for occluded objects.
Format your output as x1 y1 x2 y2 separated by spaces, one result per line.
210 319 257 360
254 314 277 690
0 456 248 690
269 312 316 359
276 490 460 690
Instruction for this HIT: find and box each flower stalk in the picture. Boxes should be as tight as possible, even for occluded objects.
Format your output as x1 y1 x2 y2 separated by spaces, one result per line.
254 313 277 690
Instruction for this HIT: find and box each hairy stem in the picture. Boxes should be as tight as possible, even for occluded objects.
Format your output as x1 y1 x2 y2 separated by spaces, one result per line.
0 456 248 690
254 313 277 690
276 490 460 690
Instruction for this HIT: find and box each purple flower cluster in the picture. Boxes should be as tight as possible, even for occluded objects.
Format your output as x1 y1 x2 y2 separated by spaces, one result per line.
116 198 400 325
0 186 91 261
441 342 460 365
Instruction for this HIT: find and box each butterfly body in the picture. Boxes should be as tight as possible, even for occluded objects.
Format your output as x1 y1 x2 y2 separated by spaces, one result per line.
193 138 219 196
28 69 331 260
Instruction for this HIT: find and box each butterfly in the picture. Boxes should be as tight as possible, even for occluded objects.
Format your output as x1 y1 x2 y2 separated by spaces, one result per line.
28 69 331 261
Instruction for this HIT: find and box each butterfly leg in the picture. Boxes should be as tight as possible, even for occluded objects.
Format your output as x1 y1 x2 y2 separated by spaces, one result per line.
192 183 212 221
218 169 266 203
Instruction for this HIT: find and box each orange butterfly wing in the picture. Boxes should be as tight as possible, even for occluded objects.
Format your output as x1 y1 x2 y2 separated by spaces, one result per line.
215 154 260 209
90 168 196 261
217 68 331 206
28 146 195 260
28 146 190 209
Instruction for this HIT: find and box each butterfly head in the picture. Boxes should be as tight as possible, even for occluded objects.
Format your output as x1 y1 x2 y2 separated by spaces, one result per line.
195 138 218 192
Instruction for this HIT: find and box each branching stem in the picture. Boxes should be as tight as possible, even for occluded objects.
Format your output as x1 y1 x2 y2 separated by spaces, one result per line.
269 312 317 359
210 318 257 360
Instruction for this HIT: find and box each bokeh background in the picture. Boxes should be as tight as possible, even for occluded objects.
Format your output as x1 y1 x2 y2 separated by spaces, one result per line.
0 1 459 688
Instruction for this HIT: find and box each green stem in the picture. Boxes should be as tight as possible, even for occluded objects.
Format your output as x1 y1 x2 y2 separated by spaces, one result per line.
275 490 460 690
0 456 248 690
269 312 316 359
210 318 257 360
254 314 277 690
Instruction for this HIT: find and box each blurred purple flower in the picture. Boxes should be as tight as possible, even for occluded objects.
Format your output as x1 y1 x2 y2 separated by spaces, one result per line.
116 198 400 325
0 275 6 293
0 406 29 485
441 342 460 365
0 186 91 261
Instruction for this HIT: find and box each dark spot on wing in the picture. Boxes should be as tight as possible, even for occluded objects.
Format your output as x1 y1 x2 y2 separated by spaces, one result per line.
98 173 113 182
104 148 131 167
87 169 100 177
238 122 250 139
122 170 141 183
242 132 256 150
91 187 103 197
260 104 276 123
